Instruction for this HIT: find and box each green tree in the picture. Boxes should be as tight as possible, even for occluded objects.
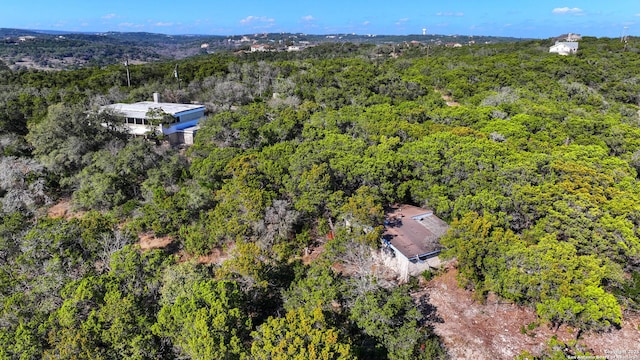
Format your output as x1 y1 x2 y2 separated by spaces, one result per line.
26 103 126 179
250 306 355 360
350 286 435 360
153 280 250 360
73 138 161 210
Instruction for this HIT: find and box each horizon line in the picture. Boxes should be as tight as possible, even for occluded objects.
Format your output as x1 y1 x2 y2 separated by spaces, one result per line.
2 27 581 40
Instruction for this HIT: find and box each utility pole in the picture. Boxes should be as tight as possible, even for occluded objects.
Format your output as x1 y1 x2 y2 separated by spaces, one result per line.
124 57 131 87
174 64 181 90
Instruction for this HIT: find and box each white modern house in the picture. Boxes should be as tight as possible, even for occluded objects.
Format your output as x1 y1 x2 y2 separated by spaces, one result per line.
549 41 579 55
102 93 206 145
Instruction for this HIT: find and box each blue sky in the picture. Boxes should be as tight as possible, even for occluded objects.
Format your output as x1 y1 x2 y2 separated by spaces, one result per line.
2 0 639 38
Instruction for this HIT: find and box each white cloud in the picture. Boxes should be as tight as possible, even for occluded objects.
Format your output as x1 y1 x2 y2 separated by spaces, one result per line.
395 17 409 25
301 15 314 22
155 22 173 27
240 16 256 24
102 13 117 19
552 7 584 15
240 15 275 25
362 21 370 26
436 12 464 17
119 22 145 29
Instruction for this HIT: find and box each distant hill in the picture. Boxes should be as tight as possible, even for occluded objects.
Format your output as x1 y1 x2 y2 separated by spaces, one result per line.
0 28 43 37
0 28 529 70
0 29 218 69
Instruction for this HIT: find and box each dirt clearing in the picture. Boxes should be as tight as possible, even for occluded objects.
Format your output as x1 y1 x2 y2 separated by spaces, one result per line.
424 267 640 359
138 232 174 250
47 199 85 220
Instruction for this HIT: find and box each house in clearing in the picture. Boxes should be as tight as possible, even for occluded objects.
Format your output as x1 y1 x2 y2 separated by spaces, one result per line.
382 204 449 281
101 93 205 145
549 41 579 55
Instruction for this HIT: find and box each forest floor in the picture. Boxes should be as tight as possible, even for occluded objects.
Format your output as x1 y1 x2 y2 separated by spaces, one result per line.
423 266 640 359
441 94 460 107
174 245 231 265
302 242 325 265
435 88 461 107
137 230 232 265
138 232 174 250
47 198 85 219
193 247 230 264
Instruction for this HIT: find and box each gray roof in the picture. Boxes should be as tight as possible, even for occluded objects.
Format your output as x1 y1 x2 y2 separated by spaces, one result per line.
383 205 449 260
102 101 205 119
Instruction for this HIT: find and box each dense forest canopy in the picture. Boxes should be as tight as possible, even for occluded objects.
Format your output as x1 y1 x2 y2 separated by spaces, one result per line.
1 36 640 359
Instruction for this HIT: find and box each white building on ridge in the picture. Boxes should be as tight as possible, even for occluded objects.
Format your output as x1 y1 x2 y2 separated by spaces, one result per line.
550 41 579 55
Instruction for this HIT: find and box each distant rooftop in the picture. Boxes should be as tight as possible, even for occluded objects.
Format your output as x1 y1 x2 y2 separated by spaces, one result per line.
555 41 579 49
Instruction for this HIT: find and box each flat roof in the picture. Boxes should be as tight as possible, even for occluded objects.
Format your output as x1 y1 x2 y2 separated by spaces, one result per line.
383 204 449 260
553 41 579 49
102 101 205 119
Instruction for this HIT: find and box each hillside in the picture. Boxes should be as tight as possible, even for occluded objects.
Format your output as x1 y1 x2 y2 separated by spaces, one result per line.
0 36 639 359
0 27 527 70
